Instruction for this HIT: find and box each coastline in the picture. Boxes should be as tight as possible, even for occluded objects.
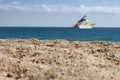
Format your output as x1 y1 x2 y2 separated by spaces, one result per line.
0 38 120 80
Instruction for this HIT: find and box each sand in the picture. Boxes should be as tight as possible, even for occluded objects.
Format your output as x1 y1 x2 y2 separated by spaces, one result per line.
0 39 120 80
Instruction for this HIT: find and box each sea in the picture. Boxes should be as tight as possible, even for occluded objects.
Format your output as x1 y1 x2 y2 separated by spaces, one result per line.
0 27 120 42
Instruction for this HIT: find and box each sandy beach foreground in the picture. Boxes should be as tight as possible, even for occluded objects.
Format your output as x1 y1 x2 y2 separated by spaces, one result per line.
0 39 120 80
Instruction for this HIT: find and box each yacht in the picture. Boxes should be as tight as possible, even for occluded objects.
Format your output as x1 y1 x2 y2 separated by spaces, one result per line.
74 15 94 29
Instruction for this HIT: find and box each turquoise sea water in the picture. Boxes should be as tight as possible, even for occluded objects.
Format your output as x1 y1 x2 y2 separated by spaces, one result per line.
0 27 120 42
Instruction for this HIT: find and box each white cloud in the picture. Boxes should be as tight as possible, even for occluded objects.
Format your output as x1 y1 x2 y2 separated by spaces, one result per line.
12 1 19 5
0 4 120 14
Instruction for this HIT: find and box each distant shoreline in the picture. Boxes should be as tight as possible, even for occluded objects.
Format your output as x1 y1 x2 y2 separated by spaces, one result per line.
0 26 120 28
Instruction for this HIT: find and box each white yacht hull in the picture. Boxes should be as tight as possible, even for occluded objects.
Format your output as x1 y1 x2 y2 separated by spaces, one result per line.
78 25 93 29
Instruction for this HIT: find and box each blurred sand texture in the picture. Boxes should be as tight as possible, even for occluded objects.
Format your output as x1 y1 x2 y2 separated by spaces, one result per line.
0 39 120 80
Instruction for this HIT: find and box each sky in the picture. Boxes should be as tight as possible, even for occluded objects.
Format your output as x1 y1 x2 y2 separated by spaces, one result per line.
0 0 120 27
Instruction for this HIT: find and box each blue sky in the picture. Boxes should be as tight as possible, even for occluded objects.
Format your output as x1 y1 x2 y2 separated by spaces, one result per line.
0 0 120 27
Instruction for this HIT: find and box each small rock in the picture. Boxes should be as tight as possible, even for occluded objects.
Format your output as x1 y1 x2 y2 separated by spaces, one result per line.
113 53 120 59
6 73 13 78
